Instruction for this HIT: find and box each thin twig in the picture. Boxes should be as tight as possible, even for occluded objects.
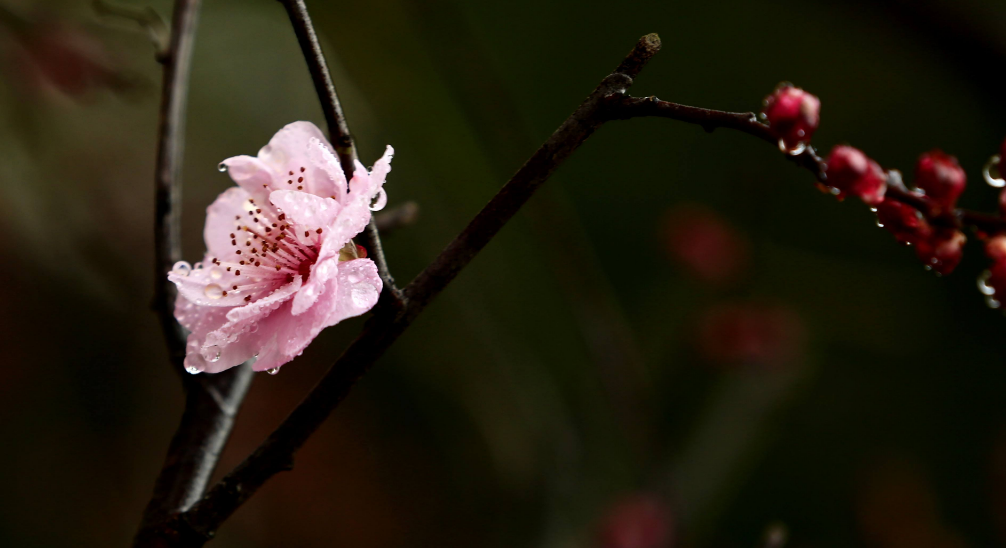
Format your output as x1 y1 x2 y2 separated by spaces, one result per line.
93 0 169 59
148 34 663 545
135 1 254 546
278 0 399 299
602 95 1006 234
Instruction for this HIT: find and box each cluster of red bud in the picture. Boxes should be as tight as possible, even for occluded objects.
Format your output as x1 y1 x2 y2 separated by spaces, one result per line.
762 83 1006 307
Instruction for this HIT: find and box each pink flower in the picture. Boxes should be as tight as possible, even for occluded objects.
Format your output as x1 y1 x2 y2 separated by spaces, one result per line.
168 122 391 374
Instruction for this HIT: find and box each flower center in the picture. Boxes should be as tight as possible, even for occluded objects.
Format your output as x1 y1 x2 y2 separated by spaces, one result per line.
203 195 326 302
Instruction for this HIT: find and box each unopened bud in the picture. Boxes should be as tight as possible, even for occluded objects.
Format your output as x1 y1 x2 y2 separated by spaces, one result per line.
915 150 965 210
825 145 886 206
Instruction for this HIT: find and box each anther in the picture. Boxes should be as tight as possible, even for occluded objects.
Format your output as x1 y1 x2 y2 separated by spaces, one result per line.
300 167 305 172
245 296 252 302
316 228 323 234
235 270 241 275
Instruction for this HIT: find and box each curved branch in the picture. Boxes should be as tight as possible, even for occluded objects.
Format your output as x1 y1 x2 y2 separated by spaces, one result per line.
602 95 1006 234
279 0 398 297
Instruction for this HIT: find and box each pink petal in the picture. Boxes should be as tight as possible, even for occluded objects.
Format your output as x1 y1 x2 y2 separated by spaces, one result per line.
204 187 251 260
169 260 251 307
325 258 381 326
306 136 348 198
291 256 338 316
204 277 302 348
269 190 342 233
257 121 340 197
220 155 275 199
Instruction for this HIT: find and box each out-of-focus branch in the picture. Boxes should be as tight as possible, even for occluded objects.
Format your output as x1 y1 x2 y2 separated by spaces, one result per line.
93 0 169 59
156 34 662 546
278 0 399 299
136 1 254 546
374 201 419 235
602 95 1006 234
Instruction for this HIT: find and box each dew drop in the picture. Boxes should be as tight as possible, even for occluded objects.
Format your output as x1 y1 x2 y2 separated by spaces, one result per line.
185 365 201 375
267 368 280 375
204 284 224 299
218 162 228 172
209 267 224 280
206 345 222 362
978 270 996 296
369 188 387 211
347 273 361 284
172 261 192 276
193 262 204 270
988 296 1002 309
778 139 806 156
983 155 1005 188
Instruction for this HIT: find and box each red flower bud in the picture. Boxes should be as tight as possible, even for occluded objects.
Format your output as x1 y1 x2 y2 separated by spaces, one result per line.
662 205 750 286
876 200 928 245
915 229 965 275
915 150 965 210
762 84 820 153
696 303 804 368
986 235 1006 262
825 146 887 206
598 494 674 548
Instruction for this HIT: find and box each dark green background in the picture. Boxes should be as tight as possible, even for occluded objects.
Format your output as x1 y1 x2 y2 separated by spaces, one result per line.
1 0 1004 546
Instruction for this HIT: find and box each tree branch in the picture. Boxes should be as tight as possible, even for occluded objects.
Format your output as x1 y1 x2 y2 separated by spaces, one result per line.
136 1 254 546
278 0 398 298
601 95 1006 234
158 33 662 545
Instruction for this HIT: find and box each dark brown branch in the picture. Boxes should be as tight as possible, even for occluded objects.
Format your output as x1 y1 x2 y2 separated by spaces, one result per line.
375 201 419 234
136 1 254 546
602 95 1006 235
161 34 662 545
278 0 398 297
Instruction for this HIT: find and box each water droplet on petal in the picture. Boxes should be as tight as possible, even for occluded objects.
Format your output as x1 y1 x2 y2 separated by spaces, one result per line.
369 188 387 211
267 368 280 375
172 261 192 276
193 262 204 270
218 162 228 172
185 365 201 375
984 155 1005 188
347 273 361 284
204 284 224 299
205 343 221 361
209 267 224 280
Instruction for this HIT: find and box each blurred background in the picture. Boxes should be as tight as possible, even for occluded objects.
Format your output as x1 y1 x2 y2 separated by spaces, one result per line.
1 0 1005 546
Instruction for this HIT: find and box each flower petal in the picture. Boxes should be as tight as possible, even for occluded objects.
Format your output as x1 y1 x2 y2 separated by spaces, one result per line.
204 187 252 260
221 155 275 199
204 277 302 349
325 258 381 326
269 189 342 231
291 256 338 316
258 121 340 197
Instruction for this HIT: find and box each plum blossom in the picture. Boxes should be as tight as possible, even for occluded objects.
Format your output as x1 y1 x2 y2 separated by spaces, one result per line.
168 122 391 374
